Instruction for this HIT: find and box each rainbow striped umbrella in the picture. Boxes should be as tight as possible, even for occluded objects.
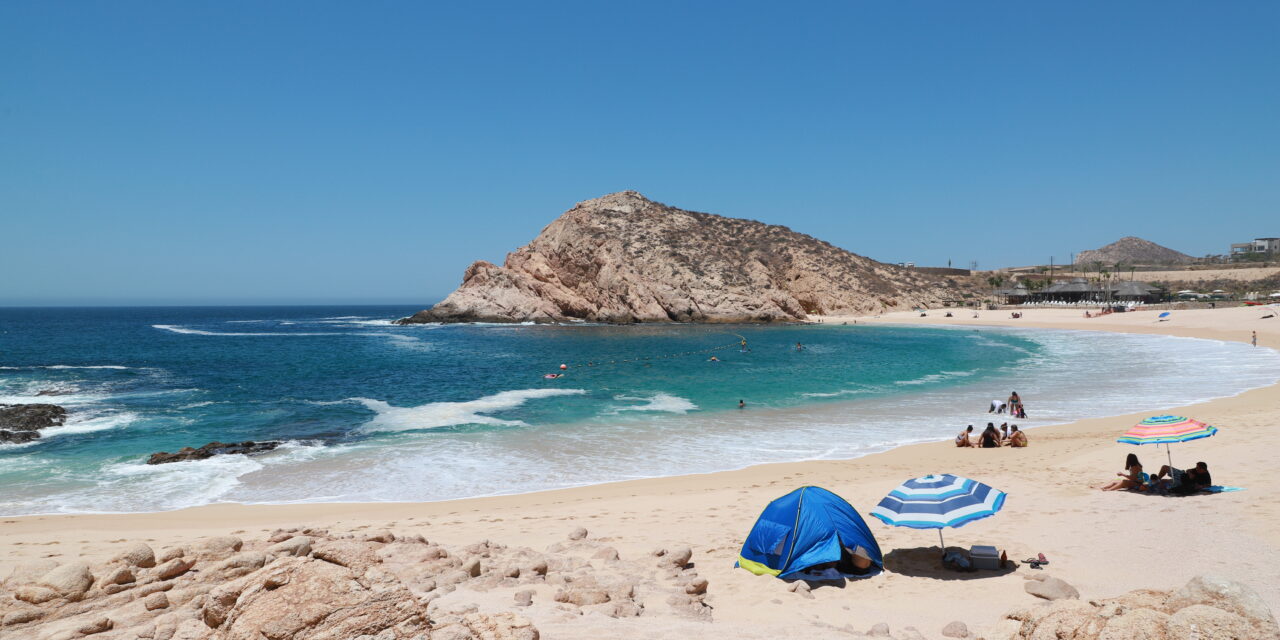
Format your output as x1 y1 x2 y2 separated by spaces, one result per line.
1117 415 1218 466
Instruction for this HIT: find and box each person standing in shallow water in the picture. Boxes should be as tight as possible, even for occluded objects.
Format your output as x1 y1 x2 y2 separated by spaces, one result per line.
1253 331 1258 347
738 399 745 409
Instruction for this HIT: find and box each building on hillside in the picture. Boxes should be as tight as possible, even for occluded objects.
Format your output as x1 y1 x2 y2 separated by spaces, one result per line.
1230 238 1280 258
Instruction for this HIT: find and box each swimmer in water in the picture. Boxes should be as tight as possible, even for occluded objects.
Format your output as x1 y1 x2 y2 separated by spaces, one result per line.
709 356 719 362
738 399 745 409
795 342 804 351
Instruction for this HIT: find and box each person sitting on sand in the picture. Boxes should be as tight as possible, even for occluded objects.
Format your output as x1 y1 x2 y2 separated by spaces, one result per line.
1100 453 1143 491
955 425 974 447
999 422 1010 440
1152 462 1212 495
979 423 1002 448
1008 425 1027 447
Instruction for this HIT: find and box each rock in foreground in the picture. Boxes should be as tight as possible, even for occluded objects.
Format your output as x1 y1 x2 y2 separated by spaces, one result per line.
146 441 281 465
401 191 968 324
1002 574 1278 640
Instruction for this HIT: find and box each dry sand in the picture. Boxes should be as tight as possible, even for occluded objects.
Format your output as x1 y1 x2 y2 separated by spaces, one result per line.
2 306 1278 638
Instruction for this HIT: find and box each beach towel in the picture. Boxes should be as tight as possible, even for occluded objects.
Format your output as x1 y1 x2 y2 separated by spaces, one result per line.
1206 486 1245 493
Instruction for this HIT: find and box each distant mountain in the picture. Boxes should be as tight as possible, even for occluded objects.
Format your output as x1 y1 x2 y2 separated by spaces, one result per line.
1075 236 1194 266
400 191 970 324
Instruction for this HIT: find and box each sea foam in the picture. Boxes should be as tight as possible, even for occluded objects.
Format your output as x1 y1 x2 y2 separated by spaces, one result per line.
610 393 698 414
353 389 587 432
152 325 340 337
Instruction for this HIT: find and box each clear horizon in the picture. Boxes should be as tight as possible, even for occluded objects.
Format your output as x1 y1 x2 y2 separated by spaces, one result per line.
3 2 1277 306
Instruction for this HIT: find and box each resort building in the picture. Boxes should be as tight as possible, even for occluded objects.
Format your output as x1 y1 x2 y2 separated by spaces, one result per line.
995 277 1163 305
1230 237 1280 258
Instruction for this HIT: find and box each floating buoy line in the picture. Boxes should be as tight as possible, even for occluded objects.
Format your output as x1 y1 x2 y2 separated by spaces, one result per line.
550 331 750 371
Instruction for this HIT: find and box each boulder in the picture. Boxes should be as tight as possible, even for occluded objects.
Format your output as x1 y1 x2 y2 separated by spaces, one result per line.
1025 575 1080 600
1166 574 1280 637
514 590 534 607
100 565 135 586
267 535 312 558
14 585 61 605
38 561 94 599
198 536 243 558
941 620 969 638
153 557 196 580
1097 607 1169 639
157 546 188 563
868 622 891 637
2 606 44 626
312 539 381 571
146 441 281 465
116 542 157 568
656 546 692 569
1166 604 1252 639
568 527 588 540
218 558 426 639
144 592 170 611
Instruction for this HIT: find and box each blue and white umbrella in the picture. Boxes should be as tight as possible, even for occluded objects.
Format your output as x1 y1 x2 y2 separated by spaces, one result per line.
870 474 1007 550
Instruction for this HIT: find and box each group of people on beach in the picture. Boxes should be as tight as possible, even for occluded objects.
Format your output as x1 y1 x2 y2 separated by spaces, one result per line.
956 422 1026 448
1099 453 1213 495
988 391 1027 419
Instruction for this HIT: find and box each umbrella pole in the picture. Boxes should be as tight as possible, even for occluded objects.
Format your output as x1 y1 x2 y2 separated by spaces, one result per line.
1167 443 1173 469
938 529 945 553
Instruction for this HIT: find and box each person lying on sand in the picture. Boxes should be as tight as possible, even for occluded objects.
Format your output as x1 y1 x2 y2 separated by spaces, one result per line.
1100 454 1143 491
955 425 974 447
1008 425 1027 447
1152 462 1212 495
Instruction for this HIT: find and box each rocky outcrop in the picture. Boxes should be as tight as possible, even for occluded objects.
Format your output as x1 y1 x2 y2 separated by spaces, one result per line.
401 191 969 324
0 403 67 444
146 441 281 465
998 574 1278 640
0 525 725 639
1076 236 1194 266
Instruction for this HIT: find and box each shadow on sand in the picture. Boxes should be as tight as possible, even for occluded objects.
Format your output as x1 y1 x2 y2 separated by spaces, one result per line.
883 546 1020 580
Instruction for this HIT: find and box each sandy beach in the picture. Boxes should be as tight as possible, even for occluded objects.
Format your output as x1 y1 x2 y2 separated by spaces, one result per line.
2 306 1278 638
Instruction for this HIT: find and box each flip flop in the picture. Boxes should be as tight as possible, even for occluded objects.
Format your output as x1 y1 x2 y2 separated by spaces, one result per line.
1037 553 1049 564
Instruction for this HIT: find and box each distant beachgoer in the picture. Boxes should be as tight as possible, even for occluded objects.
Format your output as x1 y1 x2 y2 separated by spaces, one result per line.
1009 426 1027 447
1153 462 1212 495
738 399 745 409
1253 331 1258 347
560 363 568 370
1101 453 1143 491
999 422 1009 440
709 356 719 362
955 425 974 447
741 338 748 349
795 342 805 351
979 424 1001 448
989 400 1006 414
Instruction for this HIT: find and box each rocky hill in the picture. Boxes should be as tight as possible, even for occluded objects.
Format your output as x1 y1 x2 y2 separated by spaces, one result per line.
1075 236 1193 266
401 191 968 324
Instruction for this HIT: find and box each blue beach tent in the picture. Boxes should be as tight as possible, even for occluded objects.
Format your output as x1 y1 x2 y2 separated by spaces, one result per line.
736 486 883 578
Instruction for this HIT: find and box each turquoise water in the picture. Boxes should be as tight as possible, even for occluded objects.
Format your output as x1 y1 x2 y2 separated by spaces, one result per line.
1 306 1277 515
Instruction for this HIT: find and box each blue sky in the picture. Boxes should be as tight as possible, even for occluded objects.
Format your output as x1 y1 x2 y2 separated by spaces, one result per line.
2 2 1277 305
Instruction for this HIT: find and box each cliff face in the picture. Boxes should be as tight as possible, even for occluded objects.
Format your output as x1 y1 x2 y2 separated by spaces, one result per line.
401 192 967 324
1076 236 1194 266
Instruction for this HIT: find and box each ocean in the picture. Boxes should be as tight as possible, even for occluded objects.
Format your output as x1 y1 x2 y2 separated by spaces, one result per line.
1 305 1277 516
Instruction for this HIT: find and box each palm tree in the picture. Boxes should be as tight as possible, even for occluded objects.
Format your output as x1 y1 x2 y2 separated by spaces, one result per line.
987 275 1005 305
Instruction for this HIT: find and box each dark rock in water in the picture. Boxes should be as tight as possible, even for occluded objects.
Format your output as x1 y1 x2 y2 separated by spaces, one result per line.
146 441 282 465
0 404 68 443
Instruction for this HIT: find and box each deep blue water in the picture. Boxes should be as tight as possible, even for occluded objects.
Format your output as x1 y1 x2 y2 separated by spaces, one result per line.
1 306 1276 515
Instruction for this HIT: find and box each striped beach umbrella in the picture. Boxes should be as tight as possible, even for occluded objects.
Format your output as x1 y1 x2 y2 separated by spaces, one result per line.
1117 415 1218 466
870 474 1006 551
